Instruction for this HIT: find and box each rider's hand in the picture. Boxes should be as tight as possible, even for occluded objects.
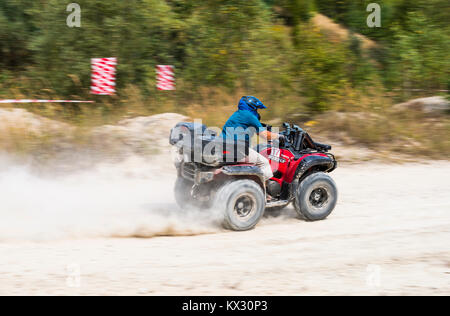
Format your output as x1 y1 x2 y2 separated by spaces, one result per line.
278 135 287 144
260 130 279 141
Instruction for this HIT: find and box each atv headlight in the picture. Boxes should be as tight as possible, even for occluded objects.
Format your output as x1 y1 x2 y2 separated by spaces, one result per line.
196 171 214 184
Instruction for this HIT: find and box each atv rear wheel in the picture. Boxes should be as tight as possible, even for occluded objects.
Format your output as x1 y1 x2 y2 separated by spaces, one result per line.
214 180 266 231
293 172 337 221
174 177 196 210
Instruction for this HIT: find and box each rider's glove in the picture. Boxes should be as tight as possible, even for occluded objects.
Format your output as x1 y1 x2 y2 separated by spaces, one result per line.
278 135 287 145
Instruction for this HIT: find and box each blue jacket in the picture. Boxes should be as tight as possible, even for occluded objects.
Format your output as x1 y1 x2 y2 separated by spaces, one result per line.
221 109 265 144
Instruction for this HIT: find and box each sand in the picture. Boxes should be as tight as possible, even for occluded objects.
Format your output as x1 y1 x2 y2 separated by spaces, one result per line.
0 160 449 295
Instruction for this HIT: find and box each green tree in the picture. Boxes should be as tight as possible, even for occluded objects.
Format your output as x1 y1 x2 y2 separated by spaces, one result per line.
293 22 349 112
347 34 377 87
386 11 450 95
0 0 36 69
182 0 291 90
26 0 178 96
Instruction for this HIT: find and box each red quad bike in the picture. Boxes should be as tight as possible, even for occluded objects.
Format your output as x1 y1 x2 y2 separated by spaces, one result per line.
169 122 338 231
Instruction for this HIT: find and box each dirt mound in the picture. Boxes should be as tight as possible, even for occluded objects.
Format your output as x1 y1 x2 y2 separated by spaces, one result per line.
393 96 449 115
0 108 72 136
0 108 187 163
0 108 187 147
91 113 188 155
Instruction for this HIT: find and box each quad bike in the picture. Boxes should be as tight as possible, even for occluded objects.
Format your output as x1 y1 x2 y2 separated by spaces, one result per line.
169 122 338 231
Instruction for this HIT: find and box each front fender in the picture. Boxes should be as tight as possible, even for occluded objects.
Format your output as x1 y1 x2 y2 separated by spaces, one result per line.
287 154 336 182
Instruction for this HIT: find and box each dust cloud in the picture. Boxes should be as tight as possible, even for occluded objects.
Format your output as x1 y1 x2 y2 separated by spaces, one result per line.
0 155 222 241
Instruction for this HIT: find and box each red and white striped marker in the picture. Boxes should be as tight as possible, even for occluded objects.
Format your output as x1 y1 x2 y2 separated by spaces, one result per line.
156 65 175 91
90 57 117 95
0 100 94 103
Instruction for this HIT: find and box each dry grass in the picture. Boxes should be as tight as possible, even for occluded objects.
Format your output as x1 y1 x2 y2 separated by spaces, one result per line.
0 126 68 158
1 83 449 161
314 110 450 158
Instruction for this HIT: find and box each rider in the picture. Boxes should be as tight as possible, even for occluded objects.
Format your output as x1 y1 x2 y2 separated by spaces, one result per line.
221 96 282 182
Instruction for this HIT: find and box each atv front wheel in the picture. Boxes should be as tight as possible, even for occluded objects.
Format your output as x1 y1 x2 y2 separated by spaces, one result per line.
293 172 338 221
214 180 266 231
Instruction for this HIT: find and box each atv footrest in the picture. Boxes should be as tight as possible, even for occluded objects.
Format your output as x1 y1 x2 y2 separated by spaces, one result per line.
266 200 290 209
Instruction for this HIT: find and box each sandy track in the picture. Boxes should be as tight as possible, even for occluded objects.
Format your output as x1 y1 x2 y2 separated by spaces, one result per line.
0 162 449 295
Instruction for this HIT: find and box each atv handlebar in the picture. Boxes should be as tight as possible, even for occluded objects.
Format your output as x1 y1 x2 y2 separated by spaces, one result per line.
260 122 331 152
279 122 332 152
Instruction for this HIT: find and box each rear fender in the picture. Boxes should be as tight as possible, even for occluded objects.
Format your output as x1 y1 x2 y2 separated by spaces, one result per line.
219 165 266 191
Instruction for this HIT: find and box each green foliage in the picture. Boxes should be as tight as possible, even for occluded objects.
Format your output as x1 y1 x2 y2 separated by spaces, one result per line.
27 0 178 96
277 0 314 24
0 0 448 115
292 23 350 112
0 0 36 68
346 34 378 87
314 0 449 95
386 11 450 94
182 0 291 90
